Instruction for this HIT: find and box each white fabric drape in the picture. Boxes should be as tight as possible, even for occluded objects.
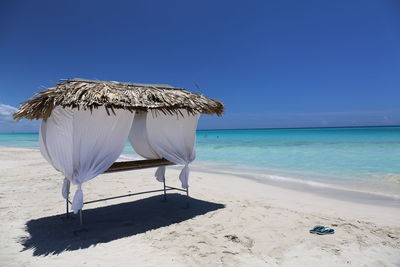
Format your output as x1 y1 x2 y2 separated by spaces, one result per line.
39 106 134 213
128 111 166 182
39 108 74 199
128 111 159 159
146 110 199 189
128 110 199 188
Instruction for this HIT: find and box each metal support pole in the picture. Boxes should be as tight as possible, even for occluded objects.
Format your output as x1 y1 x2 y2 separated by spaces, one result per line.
66 198 69 218
73 209 88 234
163 178 167 202
186 188 190 208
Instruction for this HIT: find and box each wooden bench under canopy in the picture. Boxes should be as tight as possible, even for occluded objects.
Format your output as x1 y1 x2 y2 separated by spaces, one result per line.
105 158 174 173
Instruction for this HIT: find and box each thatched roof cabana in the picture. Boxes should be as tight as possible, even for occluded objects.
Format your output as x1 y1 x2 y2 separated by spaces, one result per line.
13 78 224 120
13 78 224 222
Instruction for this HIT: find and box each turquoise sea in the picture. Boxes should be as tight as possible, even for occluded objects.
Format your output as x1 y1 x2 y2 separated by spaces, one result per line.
1 126 399 197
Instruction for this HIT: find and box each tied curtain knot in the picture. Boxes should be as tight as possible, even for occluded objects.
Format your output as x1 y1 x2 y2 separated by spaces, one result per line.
71 184 83 213
179 164 190 189
61 177 70 199
155 166 166 182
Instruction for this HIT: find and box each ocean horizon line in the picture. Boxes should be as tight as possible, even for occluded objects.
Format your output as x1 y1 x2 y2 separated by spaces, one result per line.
1 124 400 134
198 125 400 131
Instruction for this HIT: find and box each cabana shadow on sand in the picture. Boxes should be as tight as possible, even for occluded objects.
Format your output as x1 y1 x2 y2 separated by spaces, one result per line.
20 193 225 256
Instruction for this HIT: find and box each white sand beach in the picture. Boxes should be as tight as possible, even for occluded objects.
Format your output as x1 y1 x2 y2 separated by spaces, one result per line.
0 146 399 266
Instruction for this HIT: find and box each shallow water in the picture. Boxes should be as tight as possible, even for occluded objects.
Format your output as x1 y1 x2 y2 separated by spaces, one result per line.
195 127 400 196
1 126 399 196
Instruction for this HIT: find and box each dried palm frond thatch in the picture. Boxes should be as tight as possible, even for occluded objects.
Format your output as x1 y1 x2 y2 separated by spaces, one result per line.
13 78 224 120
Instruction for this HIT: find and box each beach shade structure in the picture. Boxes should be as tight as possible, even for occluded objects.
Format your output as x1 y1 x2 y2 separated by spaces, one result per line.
13 78 224 223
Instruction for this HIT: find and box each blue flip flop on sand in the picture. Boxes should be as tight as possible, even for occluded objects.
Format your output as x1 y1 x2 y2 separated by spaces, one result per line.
309 225 335 235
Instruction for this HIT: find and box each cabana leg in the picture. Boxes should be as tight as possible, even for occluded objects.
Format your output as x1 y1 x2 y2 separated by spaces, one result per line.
79 209 83 225
163 178 167 202
186 188 190 208
73 209 88 234
66 198 69 218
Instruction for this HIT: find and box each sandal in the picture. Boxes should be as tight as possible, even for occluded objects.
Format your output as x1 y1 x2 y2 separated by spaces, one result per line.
317 227 335 235
309 225 324 234
309 225 335 235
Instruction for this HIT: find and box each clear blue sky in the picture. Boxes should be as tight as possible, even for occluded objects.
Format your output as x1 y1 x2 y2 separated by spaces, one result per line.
1 0 399 132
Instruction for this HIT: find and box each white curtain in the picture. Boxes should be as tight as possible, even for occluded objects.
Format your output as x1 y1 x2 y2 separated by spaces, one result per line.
128 111 167 183
128 111 159 159
39 106 134 213
146 110 199 189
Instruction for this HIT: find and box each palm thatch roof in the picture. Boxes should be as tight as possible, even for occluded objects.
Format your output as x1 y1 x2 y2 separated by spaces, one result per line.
13 78 224 120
